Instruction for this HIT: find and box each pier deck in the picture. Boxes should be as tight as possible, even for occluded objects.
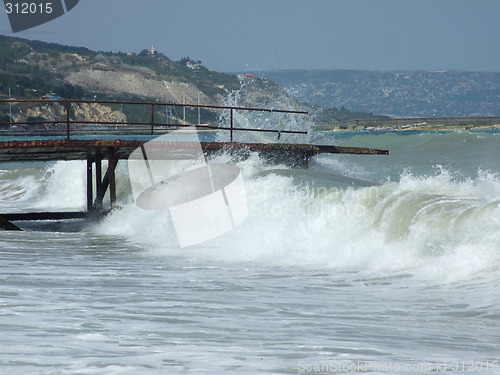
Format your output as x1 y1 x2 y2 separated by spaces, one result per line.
0 139 388 163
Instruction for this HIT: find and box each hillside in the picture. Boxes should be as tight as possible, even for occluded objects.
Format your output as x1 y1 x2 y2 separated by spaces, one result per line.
0 36 389 126
0 35 300 126
258 69 500 117
0 35 242 102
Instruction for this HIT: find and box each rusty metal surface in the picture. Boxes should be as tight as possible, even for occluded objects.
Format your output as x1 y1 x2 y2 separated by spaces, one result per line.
313 145 390 155
0 139 143 162
0 98 309 114
0 140 388 162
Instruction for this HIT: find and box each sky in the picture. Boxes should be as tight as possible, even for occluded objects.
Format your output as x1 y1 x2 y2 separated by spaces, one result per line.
1 0 499 73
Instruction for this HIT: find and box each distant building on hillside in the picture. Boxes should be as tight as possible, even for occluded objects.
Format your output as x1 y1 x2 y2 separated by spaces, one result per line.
238 73 256 80
186 61 201 70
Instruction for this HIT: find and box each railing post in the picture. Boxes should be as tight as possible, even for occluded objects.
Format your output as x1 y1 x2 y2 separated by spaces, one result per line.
65 102 71 140
151 104 155 135
230 108 234 142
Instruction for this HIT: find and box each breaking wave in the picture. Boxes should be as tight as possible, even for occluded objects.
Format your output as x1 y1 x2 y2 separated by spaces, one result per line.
1 131 500 282
98 151 500 281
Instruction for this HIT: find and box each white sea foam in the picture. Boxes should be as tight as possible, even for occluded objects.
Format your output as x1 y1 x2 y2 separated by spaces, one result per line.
32 161 87 210
2 131 499 283
92 149 500 282
0 165 46 211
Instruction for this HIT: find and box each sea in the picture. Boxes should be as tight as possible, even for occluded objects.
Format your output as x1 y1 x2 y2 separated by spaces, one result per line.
1 129 500 374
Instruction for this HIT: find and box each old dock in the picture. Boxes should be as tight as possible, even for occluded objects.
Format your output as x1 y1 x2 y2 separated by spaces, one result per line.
0 99 388 230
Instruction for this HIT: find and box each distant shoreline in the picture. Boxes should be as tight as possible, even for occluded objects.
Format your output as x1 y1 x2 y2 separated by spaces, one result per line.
313 118 500 132
315 123 500 133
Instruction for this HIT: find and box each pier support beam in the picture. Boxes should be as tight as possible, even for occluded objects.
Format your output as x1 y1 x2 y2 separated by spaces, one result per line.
95 150 103 209
87 155 93 211
108 147 117 207
86 148 119 213
0 215 23 231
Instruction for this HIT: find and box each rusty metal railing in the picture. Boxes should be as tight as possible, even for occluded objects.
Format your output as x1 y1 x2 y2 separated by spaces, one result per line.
0 98 308 141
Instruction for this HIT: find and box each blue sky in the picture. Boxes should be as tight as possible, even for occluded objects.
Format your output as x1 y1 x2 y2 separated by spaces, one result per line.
1 0 499 72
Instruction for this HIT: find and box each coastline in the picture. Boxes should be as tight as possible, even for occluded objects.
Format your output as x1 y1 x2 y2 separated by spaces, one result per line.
315 122 500 133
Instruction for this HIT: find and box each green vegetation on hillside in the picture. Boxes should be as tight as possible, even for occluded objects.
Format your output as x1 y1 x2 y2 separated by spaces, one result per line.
0 35 376 125
0 35 241 101
0 72 85 99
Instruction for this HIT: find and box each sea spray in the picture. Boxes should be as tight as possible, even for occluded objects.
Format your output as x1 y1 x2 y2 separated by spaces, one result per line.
0 160 133 213
94 148 500 282
2 131 499 282
32 161 87 210
217 78 311 144
0 164 48 211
